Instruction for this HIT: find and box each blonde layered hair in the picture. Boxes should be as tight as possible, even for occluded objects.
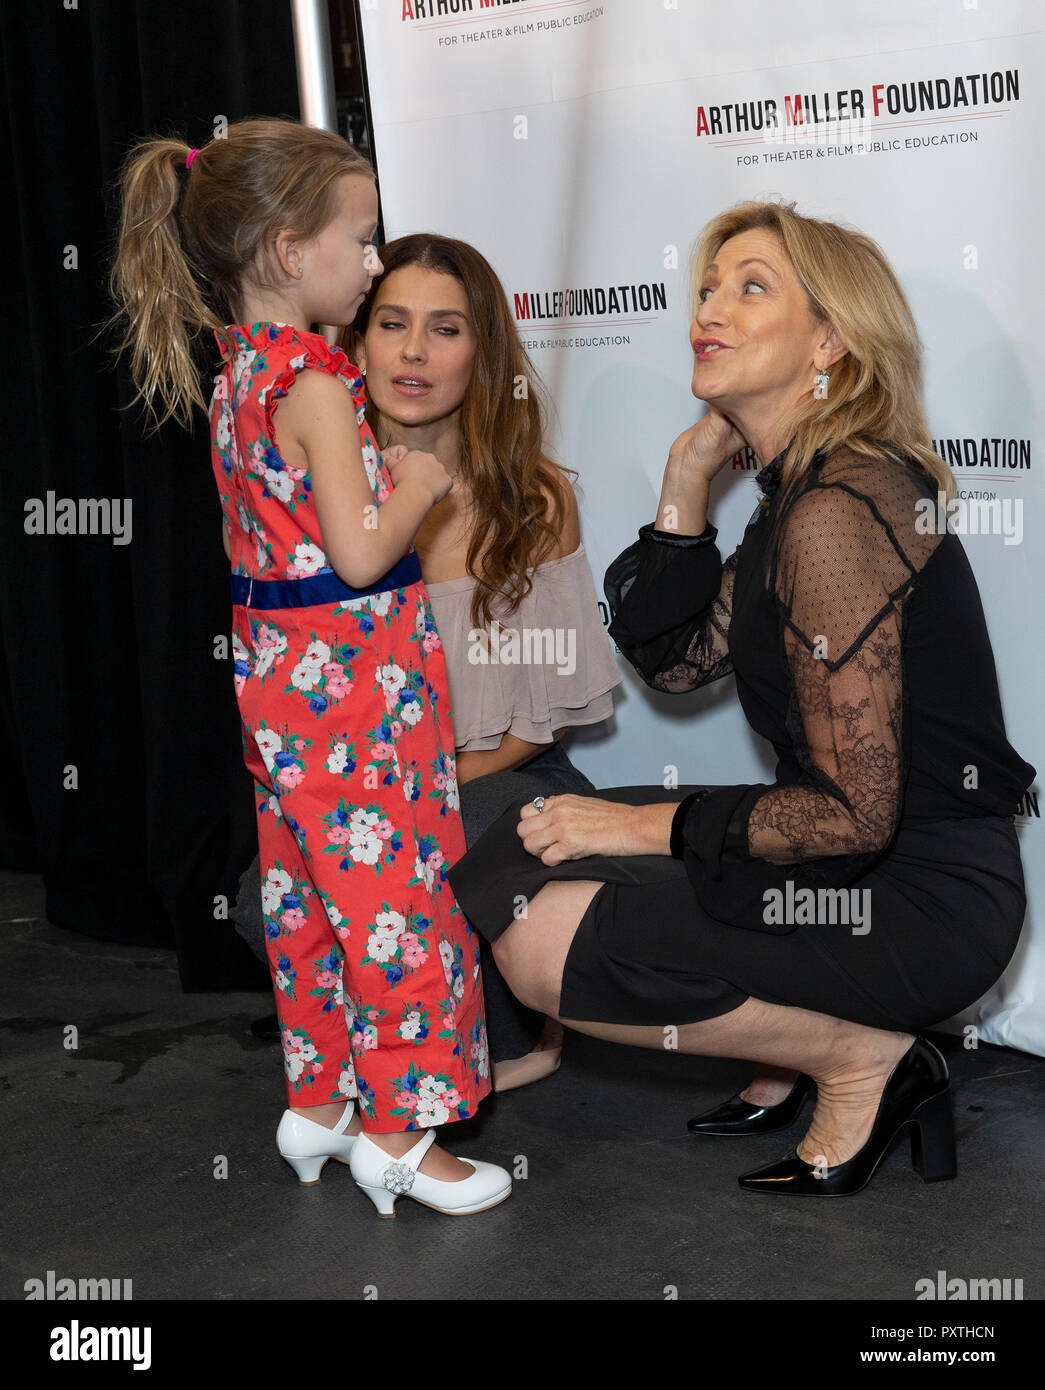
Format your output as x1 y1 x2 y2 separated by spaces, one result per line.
689 200 956 500
109 118 374 430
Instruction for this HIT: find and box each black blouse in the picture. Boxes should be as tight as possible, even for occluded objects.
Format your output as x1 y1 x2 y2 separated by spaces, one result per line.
604 442 1035 934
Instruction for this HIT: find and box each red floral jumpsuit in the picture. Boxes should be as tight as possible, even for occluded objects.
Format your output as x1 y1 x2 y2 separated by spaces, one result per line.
209 321 490 1132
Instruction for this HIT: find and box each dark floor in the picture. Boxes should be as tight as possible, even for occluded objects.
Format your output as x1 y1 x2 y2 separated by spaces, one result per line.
2 867 1043 1303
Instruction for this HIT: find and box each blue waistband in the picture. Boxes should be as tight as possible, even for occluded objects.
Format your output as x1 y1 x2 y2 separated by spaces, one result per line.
231 551 422 609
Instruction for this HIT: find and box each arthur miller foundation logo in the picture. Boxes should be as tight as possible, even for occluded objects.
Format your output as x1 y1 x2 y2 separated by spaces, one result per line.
514 281 667 324
695 68 1020 137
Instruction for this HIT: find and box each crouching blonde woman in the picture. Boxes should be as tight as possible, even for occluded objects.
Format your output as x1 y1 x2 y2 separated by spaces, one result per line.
447 199 1034 1198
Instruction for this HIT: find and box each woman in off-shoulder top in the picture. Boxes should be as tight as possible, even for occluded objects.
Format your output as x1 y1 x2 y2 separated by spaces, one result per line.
446 200 1034 1198
345 234 620 1089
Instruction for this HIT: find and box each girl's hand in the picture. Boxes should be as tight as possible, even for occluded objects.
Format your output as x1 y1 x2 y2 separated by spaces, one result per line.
667 406 746 484
518 795 643 865
385 446 453 503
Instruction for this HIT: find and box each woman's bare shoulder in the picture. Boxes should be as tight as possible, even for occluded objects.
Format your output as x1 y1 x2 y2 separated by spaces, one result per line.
540 462 581 557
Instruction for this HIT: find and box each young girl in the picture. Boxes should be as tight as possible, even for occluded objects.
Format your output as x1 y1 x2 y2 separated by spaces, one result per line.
109 117 511 1218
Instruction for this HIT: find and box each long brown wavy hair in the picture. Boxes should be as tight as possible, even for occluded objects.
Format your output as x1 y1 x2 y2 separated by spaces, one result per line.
689 199 956 500
341 235 576 628
108 117 374 429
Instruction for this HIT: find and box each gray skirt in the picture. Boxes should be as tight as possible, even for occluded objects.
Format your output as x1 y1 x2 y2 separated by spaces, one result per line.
458 739 595 1060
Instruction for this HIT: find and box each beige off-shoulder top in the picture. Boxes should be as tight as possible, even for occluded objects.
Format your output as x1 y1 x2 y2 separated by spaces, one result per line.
425 542 622 752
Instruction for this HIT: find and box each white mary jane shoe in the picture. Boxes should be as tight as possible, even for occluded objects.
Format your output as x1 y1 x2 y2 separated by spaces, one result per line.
276 1102 358 1185
349 1128 512 1218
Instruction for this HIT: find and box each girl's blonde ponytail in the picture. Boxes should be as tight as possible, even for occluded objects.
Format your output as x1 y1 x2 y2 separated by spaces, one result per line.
108 137 224 431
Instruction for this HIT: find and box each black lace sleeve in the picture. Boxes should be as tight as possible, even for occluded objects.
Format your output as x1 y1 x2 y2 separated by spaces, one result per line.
745 483 917 860
674 463 938 932
603 522 740 691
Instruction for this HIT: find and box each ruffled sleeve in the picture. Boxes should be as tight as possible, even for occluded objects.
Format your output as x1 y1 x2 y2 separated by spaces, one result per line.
603 522 739 691
214 323 382 580
427 544 622 751
259 327 366 443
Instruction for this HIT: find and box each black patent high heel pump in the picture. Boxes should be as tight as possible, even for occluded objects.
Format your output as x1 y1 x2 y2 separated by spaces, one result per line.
738 1036 956 1196
686 1072 814 1135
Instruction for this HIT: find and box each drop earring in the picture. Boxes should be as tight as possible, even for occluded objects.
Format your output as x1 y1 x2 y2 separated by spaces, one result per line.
813 368 830 400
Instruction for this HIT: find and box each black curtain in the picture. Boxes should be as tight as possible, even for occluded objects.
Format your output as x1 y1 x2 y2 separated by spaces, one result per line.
1 2 305 989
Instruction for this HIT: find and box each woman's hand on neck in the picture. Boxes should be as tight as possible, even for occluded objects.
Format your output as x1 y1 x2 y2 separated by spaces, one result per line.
712 383 809 468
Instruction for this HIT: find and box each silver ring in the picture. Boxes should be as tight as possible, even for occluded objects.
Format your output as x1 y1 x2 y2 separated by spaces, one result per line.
532 796 546 812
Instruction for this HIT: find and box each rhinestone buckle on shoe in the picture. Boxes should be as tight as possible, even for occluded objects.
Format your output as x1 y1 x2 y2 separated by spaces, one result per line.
382 1162 415 1196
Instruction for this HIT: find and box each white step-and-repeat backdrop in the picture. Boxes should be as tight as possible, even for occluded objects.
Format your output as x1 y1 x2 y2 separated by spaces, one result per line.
357 1 1043 1056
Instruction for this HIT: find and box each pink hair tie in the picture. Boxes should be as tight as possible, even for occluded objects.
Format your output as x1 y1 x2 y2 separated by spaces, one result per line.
185 148 200 169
